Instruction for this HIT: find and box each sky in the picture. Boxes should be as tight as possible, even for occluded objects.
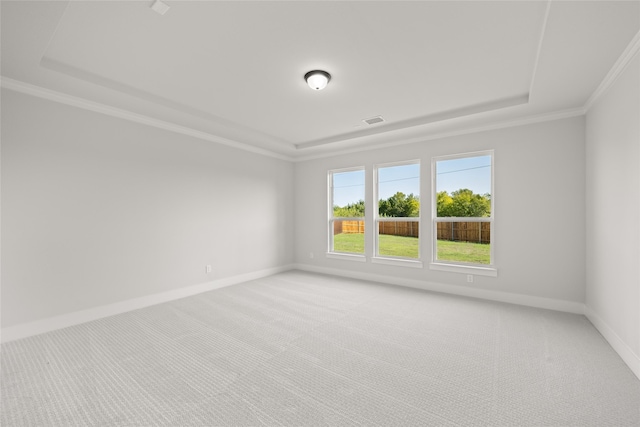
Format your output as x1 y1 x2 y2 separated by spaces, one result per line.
332 169 365 207
378 163 420 200
332 156 491 207
436 155 491 196
332 164 419 207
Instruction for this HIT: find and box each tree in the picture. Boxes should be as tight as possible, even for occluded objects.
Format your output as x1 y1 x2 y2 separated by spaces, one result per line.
335 190 488 219
333 200 364 217
378 192 420 217
437 189 490 217
436 191 453 217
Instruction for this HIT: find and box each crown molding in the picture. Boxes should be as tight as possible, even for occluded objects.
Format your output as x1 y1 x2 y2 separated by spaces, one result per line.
293 107 585 162
0 77 295 162
2 77 587 164
296 94 530 150
0 73 601 165
528 0 552 98
583 29 640 112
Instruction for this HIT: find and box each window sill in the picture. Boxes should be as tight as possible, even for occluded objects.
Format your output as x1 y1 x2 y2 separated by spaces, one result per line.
429 262 497 277
372 257 423 268
326 252 367 262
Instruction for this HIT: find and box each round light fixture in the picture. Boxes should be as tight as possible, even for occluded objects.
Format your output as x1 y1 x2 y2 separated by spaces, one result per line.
304 70 331 90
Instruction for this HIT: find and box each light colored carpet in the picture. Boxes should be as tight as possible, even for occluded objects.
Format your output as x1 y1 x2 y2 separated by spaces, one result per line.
2 270 639 426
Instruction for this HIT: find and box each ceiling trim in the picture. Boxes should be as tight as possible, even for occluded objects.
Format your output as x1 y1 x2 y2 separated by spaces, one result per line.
0 77 295 162
39 56 292 150
5 17 636 166
1 76 584 164
583 29 640 112
528 0 552 99
296 94 530 150
294 107 585 162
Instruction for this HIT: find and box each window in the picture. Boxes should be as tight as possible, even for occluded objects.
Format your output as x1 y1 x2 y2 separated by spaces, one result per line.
374 161 421 264
328 167 365 257
432 151 495 275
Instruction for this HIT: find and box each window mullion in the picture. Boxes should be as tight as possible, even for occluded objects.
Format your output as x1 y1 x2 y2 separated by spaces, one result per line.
435 217 491 222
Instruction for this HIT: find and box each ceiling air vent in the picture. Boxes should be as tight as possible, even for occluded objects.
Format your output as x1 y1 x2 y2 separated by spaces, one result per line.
363 116 385 125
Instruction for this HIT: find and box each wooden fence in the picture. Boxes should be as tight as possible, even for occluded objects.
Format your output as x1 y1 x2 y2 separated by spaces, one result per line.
334 220 418 237
333 220 364 235
335 220 491 244
436 221 491 244
378 221 419 238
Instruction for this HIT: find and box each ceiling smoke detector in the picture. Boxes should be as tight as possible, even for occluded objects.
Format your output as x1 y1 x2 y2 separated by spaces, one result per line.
363 116 385 125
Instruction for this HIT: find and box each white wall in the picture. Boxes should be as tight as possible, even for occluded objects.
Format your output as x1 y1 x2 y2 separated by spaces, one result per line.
585 54 640 376
1 89 294 328
295 117 586 307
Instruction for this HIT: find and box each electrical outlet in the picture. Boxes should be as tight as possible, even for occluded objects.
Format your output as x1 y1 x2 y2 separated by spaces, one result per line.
467 275 473 283
206 264 212 274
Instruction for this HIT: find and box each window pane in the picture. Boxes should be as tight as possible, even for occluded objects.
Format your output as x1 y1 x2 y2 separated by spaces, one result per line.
378 164 420 217
435 221 491 264
436 155 491 217
376 162 420 260
378 221 419 258
332 220 365 254
332 170 365 217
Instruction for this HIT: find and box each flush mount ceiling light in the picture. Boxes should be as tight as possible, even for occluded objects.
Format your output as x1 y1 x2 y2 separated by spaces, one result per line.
304 70 331 91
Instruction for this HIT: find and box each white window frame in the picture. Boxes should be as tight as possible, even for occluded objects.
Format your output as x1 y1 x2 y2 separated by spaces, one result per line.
373 160 423 268
327 166 366 262
430 151 497 277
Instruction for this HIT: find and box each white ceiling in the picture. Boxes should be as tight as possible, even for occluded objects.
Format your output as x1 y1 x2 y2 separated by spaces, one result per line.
2 1 639 160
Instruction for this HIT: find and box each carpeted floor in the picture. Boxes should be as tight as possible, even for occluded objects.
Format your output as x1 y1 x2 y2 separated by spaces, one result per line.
2 270 639 426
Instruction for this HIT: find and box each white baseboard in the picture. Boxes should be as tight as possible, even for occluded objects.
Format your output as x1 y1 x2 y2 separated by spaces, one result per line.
294 264 640 379
1 264 295 343
584 305 640 380
6 264 637 381
293 263 586 314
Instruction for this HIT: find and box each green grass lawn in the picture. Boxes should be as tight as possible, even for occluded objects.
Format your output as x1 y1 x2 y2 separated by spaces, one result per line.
332 233 366 254
378 235 419 258
333 233 490 264
333 233 419 258
437 239 490 264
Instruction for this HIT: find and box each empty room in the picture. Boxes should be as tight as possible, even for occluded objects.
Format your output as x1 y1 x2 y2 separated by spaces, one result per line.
1 1 639 425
